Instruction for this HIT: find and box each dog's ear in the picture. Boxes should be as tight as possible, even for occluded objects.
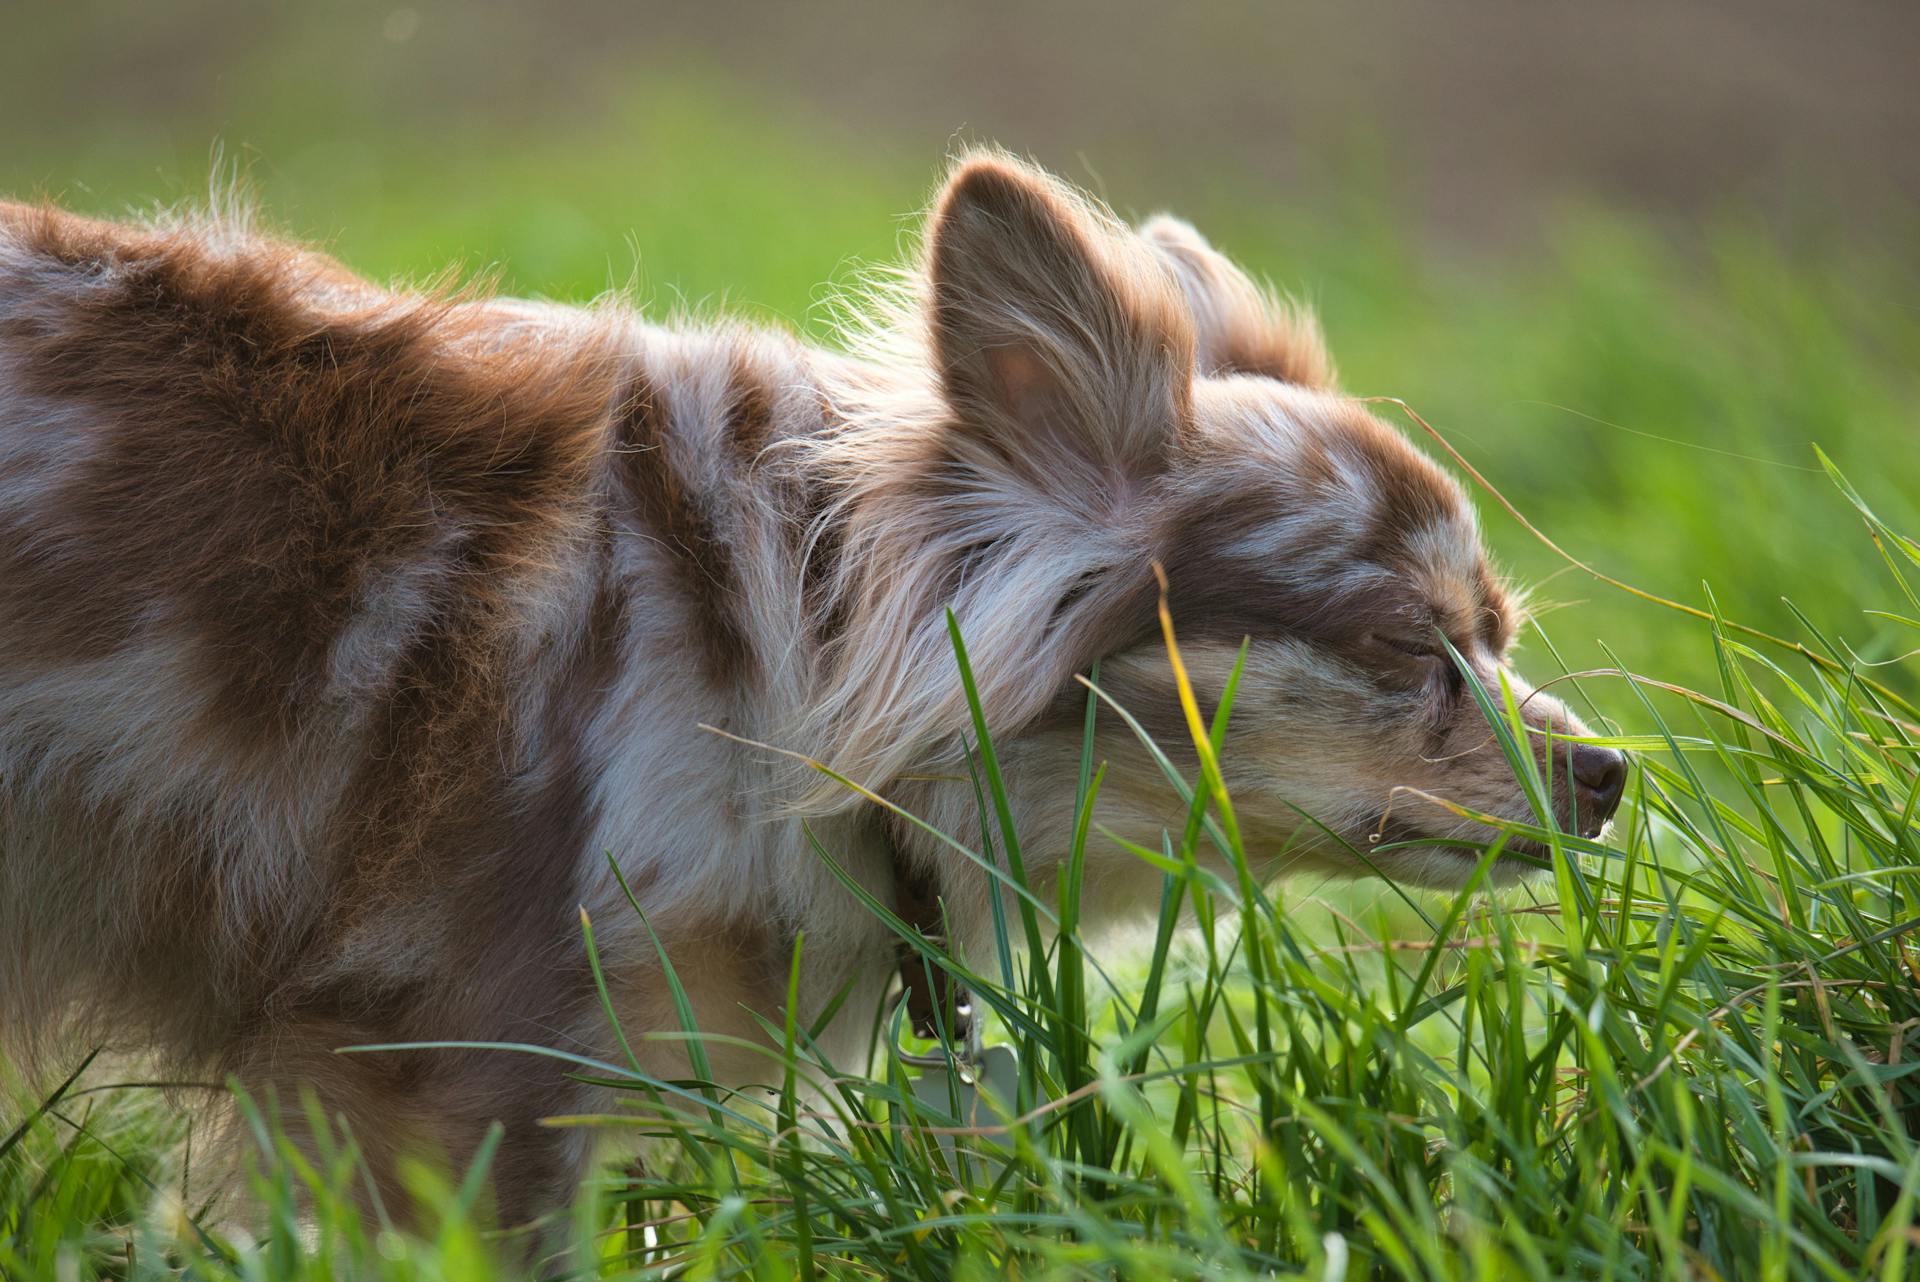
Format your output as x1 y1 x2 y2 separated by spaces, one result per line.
926 154 1195 484
1139 215 1335 389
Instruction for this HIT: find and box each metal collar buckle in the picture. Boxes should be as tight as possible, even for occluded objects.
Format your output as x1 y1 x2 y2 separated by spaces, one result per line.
894 986 983 1069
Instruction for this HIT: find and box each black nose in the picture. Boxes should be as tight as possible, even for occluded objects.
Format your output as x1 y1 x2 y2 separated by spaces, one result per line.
1571 743 1628 831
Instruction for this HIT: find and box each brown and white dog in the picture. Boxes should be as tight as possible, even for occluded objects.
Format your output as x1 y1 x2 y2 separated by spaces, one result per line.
0 152 1624 1221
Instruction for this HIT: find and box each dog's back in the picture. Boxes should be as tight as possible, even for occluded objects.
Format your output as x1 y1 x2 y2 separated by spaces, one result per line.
0 204 646 1206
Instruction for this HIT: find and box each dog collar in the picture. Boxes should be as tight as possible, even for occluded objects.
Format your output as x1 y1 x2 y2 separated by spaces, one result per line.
890 857 973 1051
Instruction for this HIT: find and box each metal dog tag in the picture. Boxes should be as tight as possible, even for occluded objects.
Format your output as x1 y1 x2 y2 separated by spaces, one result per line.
908 1043 1019 1186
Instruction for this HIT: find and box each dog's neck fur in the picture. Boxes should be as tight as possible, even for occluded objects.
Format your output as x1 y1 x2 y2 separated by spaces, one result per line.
565 317 1062 1056
557 317 985 1052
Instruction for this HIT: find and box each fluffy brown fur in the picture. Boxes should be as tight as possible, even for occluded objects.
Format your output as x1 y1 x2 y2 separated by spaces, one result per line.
0 151 1625 1229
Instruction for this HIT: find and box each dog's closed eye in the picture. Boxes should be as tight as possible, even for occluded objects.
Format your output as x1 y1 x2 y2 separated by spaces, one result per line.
1373 634 1439 659
1370 633 1445 664
1368 633 1467 700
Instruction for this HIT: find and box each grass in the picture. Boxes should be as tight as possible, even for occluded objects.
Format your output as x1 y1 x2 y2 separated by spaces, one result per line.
6 36 1920 1282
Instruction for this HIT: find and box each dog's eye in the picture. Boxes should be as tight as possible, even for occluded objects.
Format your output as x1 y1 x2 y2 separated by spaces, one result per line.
1370 633 1467 701
1372 634 1443 663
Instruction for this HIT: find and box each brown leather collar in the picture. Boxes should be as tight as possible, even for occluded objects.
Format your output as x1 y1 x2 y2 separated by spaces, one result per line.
892 858 964 1041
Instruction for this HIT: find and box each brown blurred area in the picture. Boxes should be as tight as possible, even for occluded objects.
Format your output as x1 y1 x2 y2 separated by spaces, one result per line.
641 0 1920 243
7 0 1918 250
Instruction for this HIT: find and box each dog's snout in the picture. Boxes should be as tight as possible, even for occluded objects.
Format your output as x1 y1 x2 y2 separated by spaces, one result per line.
1571 743 1628 831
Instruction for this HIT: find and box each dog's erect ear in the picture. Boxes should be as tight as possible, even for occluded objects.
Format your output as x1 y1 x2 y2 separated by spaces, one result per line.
1139 215 1335 390
926 155 1196 483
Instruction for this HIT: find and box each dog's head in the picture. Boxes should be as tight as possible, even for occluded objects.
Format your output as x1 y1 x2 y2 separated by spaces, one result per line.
811 152 1625 897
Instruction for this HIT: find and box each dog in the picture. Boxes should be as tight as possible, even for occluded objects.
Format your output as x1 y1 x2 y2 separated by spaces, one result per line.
0 150 1625 1224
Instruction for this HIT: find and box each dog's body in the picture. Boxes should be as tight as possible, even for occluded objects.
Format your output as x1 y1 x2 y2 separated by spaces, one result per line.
0 154 1624 1220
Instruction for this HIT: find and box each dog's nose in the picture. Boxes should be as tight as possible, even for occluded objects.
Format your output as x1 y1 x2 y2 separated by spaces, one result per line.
1571 743 1628 831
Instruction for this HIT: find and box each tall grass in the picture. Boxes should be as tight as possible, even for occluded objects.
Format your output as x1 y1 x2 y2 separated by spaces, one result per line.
7 456 1920 1280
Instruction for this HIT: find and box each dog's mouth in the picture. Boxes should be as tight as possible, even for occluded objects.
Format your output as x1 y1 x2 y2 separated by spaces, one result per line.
1365 813 1569 869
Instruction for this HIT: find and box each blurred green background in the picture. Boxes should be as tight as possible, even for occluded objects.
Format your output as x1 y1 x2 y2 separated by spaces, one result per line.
5 0 1919 704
